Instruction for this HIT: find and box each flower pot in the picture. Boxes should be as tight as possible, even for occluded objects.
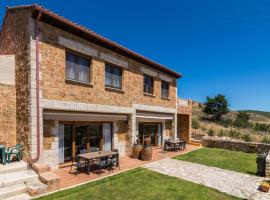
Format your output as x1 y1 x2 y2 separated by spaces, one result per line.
260 185 270 193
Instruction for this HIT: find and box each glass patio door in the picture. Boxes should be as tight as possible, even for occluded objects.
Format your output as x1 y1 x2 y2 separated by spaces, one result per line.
138 123 162 146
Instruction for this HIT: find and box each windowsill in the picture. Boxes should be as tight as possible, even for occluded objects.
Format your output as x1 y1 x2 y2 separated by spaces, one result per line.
143 93 155 98
65 79 93 87
105 86 124 94
161 97 170 101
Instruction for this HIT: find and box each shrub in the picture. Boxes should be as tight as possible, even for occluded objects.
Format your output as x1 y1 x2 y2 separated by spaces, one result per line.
241 133 252 142
218 118 234 128
201 126 207 131
228 129 241 139
254 123 270 133
234 112 252 129
203 94 230 121
218 129 225 137
261 136 270 144
207 129 215 137
192 118 200 129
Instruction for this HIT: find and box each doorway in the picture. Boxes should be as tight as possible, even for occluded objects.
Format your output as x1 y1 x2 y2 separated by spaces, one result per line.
138 123 162 146
59 123 112 164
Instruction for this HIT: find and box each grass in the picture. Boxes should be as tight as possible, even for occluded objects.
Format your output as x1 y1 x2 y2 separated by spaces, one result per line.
175 147 257 175
36 168 239 200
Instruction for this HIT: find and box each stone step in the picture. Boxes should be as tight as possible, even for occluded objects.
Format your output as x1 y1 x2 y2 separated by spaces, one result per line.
32 163 51 174
0 161 29 174
0 170 38 188
39 172 60 192
3 193 31 200
26 181 47 196
0 183 26 199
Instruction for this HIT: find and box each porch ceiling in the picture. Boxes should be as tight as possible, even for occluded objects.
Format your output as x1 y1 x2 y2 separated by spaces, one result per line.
43 110 128 121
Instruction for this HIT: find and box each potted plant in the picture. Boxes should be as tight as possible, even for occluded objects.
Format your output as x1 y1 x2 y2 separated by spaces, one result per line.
132 136 143 159
259 181 270 193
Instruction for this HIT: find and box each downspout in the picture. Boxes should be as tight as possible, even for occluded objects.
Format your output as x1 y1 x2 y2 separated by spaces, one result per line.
31 11 42 163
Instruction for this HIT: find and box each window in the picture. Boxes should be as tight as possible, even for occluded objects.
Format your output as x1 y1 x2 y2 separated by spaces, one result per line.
105 63 122 89
66 52 90 83
161 80 169 99
143 74 154 95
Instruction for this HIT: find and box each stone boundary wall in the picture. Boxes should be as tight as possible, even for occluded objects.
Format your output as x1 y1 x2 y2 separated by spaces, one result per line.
202 138 270 154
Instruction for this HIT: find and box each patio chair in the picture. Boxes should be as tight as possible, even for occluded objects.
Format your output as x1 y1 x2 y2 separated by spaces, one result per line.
6 144 23 163
180 141 186 150
109 152 120 172
69 156 86 176
96 156 112 176
112 149 119 153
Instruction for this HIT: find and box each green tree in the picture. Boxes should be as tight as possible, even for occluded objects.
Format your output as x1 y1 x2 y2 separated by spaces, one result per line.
234 112 251 129
203 94 230 121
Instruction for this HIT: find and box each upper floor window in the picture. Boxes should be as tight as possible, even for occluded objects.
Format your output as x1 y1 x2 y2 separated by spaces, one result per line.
143 74 154 95
161 80 169 99
105 63 122 89
66 52 90 83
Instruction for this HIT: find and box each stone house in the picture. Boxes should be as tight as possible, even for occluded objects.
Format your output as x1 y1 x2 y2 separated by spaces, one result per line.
0 4 191 169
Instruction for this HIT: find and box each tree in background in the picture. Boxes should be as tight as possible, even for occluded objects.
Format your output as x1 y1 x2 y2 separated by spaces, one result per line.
203 94 229 121
234 111 252 129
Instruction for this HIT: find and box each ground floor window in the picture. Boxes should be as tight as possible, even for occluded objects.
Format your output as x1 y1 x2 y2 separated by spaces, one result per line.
138 123 162 146
59 123 112 164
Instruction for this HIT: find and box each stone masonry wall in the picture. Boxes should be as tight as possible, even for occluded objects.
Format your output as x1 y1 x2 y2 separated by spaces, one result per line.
0 11 31 155
0 84 16 146
39 22 177 109
202 138 270 154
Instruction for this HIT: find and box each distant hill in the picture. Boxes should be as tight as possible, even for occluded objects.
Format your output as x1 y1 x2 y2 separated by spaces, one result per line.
191 104 270 143
240 110 270 119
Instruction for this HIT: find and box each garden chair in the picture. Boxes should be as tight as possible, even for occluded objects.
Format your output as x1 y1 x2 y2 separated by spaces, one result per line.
69 156 86 176
109 152 120 172
96 156 112 176
6 144 23 163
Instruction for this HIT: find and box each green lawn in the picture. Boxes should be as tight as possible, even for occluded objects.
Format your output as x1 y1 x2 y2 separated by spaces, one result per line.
36 168 239 200
175 147 257 175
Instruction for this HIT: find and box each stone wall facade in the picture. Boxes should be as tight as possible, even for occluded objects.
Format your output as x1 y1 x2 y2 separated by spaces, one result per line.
202 138 270 154
39 22 177 109
0 84 16 146
0 11 31 155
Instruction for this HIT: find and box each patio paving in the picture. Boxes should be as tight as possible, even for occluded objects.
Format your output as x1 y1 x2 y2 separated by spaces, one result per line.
144 158 270 200
53 144 199 190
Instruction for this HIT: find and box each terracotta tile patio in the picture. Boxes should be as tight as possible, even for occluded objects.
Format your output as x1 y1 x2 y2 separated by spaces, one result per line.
54 144 200 190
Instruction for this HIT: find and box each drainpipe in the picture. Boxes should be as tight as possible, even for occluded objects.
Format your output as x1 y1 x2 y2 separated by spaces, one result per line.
30 11 42 163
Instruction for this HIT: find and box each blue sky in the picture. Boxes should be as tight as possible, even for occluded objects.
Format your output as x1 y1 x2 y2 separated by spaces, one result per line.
1 0 270 111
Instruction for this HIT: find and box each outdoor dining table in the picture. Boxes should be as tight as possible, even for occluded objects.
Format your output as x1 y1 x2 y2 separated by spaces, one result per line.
77 151 116 175
166 140 185 151
0 145 6 165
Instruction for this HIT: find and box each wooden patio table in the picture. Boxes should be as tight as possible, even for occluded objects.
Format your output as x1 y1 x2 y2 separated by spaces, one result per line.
78 151 116 175
166 140 185 151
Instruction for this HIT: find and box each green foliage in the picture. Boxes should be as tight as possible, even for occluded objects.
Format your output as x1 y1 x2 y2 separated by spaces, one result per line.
218 118 234 128
261 136 270 144
192 118 200 129
218 129 226 137
207 129 215 137
254 123 270 133
234 112 252 129
241 133 252 142
201 126 207 131
228 129 241 139
203 94 230 121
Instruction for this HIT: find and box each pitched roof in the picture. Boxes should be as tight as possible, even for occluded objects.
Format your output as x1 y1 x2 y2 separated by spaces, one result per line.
5 4 182 78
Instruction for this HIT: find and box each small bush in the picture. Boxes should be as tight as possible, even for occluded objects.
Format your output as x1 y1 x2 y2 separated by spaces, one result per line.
218 118 234 128
218 129 225 137
228 129 240 139
261 136 270 144
241 133 252 142
254 123 270 133
201 126 207 131
234 112 252 129
207 129 215 137
192 118 200 129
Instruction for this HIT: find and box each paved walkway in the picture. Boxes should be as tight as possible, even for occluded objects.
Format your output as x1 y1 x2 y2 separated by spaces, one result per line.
145 158 270 200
